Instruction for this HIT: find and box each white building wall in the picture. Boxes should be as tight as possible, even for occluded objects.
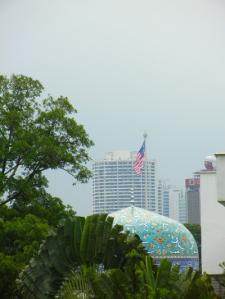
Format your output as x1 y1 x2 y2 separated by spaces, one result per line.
169 188 180 222
179 192 187 224
168 187 186 223
157 179 163 215
200 170 225 274
162 186 170 217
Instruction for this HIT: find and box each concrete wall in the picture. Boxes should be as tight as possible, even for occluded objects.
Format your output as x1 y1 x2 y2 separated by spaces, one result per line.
216 154 225 205
200 171 225 274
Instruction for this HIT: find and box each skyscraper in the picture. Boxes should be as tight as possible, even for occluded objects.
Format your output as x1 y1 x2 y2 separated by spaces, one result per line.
157 179 170 218
185 175 200 224
162 184 170 218
179 189 187 223
92 150 156 214
157 180 187 223
169 187 185 222
157 179 163 215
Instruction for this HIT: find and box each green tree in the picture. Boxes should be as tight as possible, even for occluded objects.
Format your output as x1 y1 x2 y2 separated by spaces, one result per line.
0 209 49 298
0 73 92 297
0 196 76 298
18 215 218 299
18 214 146 298
12 192 76 226
0 74 93 206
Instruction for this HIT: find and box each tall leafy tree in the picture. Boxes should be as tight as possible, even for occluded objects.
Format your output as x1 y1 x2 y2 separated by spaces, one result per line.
0 74 93 205
0 73 92 297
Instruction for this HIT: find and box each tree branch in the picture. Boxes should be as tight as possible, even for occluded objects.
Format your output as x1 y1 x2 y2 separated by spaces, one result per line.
4 156 22 177
0 165 42 206
1 127 14 175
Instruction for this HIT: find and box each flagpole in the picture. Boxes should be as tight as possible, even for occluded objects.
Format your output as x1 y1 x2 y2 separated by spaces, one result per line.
143 133 148 209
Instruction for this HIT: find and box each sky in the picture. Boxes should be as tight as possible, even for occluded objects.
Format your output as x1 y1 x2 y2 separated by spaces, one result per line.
1 0 225 215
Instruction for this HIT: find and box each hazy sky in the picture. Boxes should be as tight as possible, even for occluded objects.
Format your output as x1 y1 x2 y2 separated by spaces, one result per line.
1 0 225 215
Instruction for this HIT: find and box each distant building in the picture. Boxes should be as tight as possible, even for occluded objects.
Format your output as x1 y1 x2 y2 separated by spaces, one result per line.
157 179 163 215
92 150 157 214
168 187 180 221
157 179 170 217
186 176 200 224
179 190 187 223
169 187 186 223
157 181 186 223
162 184 170 217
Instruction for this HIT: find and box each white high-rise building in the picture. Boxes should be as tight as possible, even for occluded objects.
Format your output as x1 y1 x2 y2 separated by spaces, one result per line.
168 187 181 221
179 190 187 223
92 150 157 214
169 187 187 223
157 179 163 215
157 179 170 217
157 181 187 223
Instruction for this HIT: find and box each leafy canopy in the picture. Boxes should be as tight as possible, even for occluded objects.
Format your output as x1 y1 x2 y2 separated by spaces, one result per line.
0 206 49 299
0 195 76 298
0 74 93 205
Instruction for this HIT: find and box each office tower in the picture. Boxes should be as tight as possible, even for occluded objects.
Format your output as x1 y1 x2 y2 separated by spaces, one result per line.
92 150 156 214
169 187 182 222
157 179 163 215
157 180 186 222
179 190 187 223
157 179 170 217
168 187 186 223
186 175 200 224
162 183 170 217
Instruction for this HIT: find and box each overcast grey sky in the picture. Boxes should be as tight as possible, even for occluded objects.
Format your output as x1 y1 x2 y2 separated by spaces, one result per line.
1 0 225 215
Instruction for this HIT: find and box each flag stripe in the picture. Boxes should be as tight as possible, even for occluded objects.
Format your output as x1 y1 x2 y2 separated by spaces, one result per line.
134 141 145 175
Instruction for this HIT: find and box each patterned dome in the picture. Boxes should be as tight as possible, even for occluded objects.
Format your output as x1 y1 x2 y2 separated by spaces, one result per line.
109 206 199 270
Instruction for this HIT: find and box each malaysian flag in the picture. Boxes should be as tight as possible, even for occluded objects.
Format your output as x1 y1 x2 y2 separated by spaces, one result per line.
134 141 145 175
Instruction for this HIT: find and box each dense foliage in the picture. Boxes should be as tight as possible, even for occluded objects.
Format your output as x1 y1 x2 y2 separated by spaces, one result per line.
18 215 218 299
18 214 145 298
0 74 93 206
0 197 75 298
58 262 216 299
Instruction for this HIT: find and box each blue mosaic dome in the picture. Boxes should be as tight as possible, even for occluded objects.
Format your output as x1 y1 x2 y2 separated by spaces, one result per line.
109 206 199 270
